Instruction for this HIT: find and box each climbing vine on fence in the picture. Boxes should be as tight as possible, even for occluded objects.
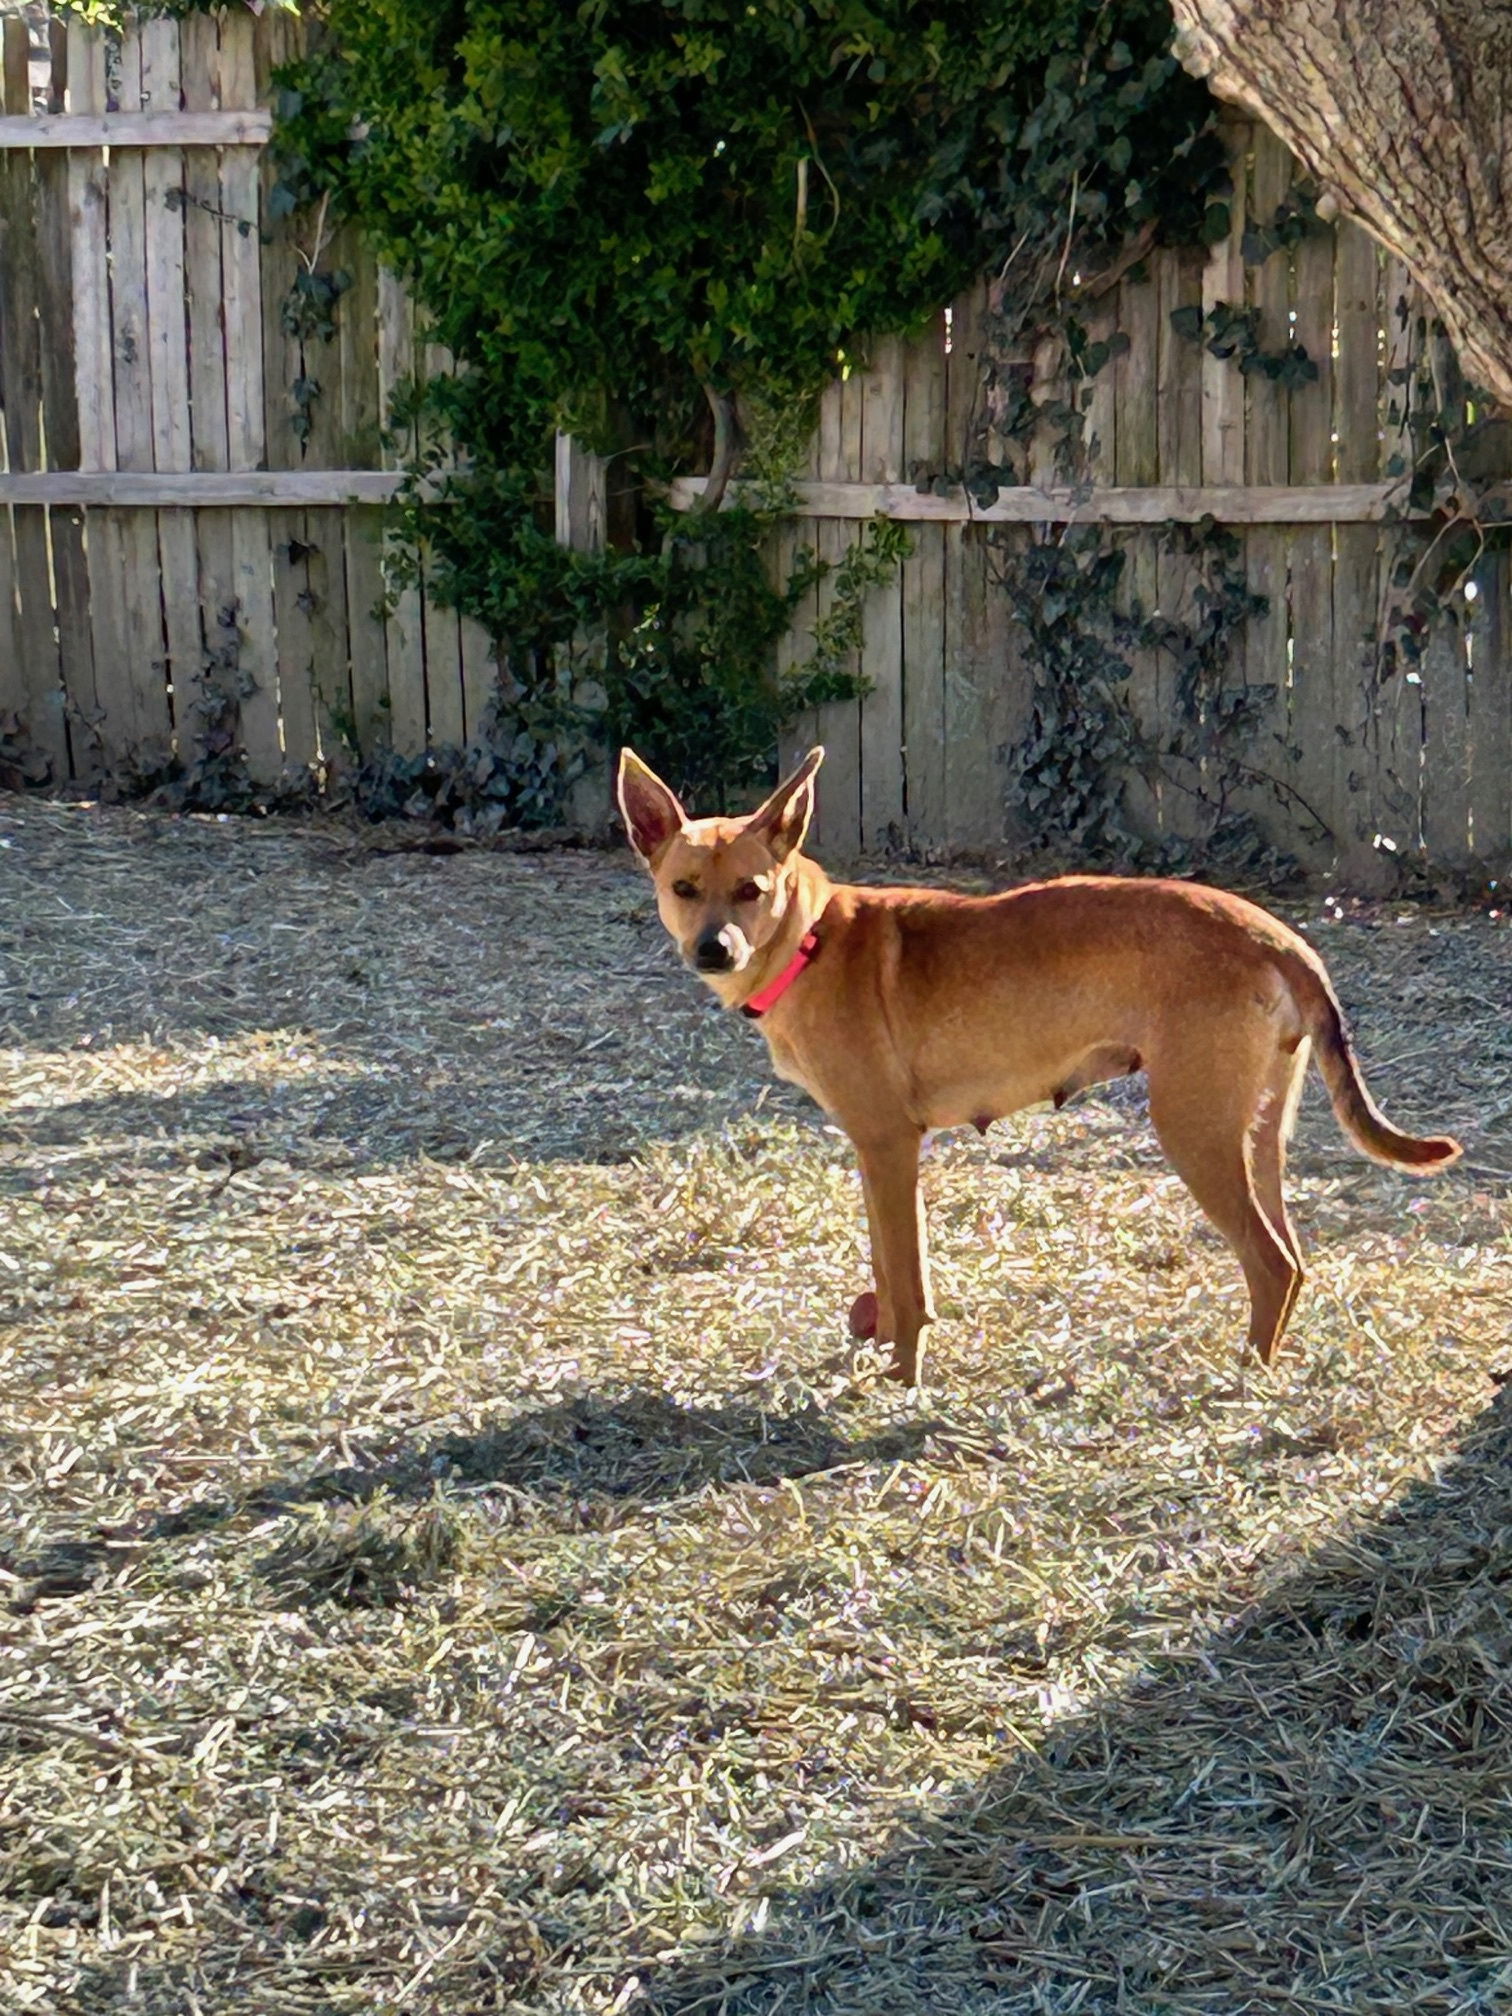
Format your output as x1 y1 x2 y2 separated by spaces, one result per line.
1377 308 1511 688
931 4 1290 870
987 522 1301 876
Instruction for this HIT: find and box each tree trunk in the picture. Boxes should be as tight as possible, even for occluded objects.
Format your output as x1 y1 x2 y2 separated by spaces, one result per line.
1170 0 1512 412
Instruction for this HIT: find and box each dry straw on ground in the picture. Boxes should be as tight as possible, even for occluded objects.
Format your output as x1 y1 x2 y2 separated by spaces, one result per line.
1 793 1509 2015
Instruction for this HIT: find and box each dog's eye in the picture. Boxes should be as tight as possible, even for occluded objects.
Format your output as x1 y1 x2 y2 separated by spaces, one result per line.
733 880 762 904
671 880 699 901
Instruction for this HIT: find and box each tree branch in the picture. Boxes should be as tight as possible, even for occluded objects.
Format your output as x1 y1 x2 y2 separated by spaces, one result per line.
699 383 741 513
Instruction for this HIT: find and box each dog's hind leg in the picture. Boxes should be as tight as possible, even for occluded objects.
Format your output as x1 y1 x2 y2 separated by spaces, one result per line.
855 1129 934 1386
1147 1057 1303 1366
1248 1040 1309 1344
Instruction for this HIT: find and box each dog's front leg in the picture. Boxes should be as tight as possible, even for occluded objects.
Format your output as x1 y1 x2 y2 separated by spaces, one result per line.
855 1128 934 1386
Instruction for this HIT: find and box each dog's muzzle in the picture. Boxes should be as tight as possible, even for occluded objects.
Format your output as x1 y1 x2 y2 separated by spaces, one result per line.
693 930 740 973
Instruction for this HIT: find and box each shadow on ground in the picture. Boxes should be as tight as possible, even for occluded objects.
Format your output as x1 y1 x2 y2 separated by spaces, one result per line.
4 1387 942 1606
0 1058 768 1181
622 1380 1512 2013
17 1388 1512 2011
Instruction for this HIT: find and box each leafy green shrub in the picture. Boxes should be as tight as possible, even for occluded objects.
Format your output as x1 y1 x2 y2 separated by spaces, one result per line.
278 0 1090 426
263 0 1222 816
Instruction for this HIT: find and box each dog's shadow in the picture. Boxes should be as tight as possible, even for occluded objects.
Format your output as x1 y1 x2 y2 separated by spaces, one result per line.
7 1387 940 1606
271 1385 940 1523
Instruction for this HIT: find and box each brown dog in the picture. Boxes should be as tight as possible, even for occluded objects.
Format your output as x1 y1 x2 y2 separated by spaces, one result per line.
617 745 1461 1385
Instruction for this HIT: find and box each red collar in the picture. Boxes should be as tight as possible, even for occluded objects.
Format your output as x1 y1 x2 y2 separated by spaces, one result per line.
739 929 820 1019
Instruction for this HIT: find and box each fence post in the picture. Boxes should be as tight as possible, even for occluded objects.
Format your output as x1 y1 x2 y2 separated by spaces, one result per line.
554 432 606 555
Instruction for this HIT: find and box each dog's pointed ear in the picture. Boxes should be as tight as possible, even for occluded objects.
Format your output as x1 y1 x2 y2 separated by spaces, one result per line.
745 746 824 862
617 748 688 863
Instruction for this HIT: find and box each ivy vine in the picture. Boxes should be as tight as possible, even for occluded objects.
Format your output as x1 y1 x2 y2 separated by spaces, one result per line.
1378 305 1511 683
963 87 1506 878
969 18 1228 489
988 520 1304 876
1240 178 1324 268
1169 301 1318 390
912 4 1288 872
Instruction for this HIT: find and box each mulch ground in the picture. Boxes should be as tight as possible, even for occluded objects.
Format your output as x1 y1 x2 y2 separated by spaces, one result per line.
1 794 1509 2014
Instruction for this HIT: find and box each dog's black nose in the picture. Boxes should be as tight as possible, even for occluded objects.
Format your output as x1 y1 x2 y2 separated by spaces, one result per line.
694 934 735 972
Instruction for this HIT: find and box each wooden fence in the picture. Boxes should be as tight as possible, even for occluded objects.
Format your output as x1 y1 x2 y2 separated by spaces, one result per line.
0 6 492 791
725 123 1510 871
0 8 1507 873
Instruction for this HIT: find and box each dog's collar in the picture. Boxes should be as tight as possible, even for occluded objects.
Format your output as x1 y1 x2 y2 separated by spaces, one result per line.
739 928 820 1019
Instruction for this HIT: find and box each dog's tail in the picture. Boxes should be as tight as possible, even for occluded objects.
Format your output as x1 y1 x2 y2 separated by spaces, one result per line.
1286 953 1462 1172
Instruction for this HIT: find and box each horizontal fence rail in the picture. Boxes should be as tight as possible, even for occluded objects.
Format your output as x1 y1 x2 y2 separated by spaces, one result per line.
0 471 408 506
12 474 1489 521
0 109 273 145
668 478 1504 525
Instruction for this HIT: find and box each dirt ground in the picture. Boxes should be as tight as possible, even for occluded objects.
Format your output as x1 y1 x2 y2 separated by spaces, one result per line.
1 795 1509 2014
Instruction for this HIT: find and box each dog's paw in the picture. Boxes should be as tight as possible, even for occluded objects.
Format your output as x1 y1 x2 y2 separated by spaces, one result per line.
847 1290 878 1340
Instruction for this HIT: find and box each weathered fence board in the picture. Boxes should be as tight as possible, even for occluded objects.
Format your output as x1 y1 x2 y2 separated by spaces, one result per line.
62 17 123 772
1202 121 1247 487
942 277 995 850
376 265 425 757
1286 176 1339 856
302 211 362 762
141 17 200 764
1238 124 1294 847
30 21 90 774
773 517 813 836
1468 546 1511 864
1154 246 1206 842
1332 219 1385 872
900 310 948 843
0 7 1504 875
1 19 65 777
860 332 904 850
806 371 859 855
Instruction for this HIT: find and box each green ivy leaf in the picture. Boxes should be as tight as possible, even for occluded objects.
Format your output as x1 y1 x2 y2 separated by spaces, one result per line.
1240 225 1273 266
1169 304 1205 342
